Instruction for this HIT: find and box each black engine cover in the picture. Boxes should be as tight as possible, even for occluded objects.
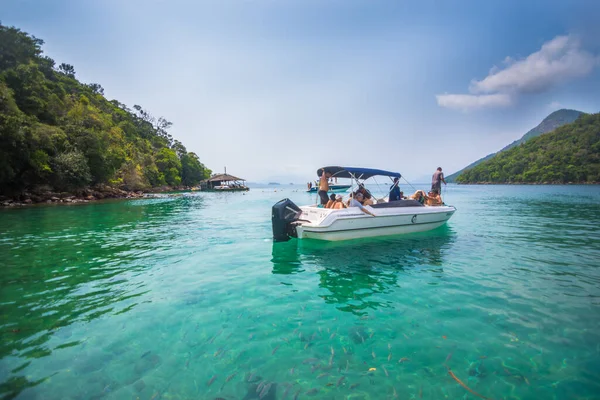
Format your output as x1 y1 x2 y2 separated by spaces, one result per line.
272 198 301 242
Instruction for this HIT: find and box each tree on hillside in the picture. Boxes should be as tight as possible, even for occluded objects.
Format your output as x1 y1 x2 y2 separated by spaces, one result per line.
58 63 75 78
181 152 211 186
0 22 211 195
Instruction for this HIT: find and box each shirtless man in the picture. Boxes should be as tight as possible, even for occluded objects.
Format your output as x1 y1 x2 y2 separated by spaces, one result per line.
318 169 332 206
426 191 443 206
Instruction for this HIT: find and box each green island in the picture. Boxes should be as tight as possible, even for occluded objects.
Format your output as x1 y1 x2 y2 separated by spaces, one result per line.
0 23 211 204
446 109 584 182
455 112 600 184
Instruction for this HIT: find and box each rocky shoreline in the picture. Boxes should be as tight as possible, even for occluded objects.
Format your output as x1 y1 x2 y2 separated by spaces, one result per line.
0 185 147 208
0 184 203 208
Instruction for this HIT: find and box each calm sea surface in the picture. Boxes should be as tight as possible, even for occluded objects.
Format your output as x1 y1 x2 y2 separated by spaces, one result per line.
1 184 599 400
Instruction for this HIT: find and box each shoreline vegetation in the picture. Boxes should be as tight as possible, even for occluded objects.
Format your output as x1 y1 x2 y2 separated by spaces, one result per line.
0 23 212 204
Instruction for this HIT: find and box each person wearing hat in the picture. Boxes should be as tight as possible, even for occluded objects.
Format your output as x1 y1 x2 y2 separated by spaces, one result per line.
332 194 347 209
349 192 376 216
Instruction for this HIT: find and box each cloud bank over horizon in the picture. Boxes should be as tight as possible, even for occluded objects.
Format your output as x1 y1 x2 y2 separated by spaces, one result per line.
437 35 599 112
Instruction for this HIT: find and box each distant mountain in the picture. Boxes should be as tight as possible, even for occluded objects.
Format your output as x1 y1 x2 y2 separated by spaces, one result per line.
455 113 599 184
446 109 584 182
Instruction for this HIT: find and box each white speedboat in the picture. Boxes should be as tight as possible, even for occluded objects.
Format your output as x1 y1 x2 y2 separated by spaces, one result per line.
272 166 456 241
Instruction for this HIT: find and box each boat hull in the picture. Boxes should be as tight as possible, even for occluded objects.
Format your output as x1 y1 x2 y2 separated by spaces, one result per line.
295 206 455 241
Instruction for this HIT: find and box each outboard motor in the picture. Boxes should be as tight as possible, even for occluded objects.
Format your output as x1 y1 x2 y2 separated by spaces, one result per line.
272 198 302 242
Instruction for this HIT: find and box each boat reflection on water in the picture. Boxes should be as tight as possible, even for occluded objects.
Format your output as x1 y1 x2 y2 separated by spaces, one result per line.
271 226 457 314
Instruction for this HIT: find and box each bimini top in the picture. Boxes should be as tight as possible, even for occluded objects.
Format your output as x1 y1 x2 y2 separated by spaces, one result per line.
317 166 401 180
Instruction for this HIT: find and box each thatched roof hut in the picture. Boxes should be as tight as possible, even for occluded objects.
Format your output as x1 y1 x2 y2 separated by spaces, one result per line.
200 171 249 191
207 173 245 182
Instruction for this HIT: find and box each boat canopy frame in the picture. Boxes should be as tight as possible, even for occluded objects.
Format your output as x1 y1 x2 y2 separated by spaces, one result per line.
317 166 401 180
316 166 403 203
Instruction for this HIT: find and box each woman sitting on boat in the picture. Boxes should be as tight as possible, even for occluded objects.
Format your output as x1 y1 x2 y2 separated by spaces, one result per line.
325 194 336 208
332 194 347 209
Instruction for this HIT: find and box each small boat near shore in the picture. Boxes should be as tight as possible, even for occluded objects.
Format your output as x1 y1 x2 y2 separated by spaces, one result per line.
306 184 352 193
273 166 456 241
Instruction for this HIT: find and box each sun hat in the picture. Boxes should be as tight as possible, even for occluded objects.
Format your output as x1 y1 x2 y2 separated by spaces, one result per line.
336 194 342 200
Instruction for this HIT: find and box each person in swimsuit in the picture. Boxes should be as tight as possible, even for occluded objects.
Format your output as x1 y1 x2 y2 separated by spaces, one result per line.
410 190 428 204
409 190 443 206
318 169 332 206
332 194 347 209
426 191 443 206
325 193 336 208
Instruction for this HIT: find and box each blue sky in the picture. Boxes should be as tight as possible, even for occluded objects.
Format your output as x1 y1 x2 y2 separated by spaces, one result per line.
2 0 600 182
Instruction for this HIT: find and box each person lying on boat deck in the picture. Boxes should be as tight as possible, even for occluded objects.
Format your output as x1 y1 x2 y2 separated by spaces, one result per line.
409 190 427 204
325 193 336 208
409 190 443 206
355 184 374 206
349 193 376 216
389 177 402 202
332 194 347 209
318 169 332 205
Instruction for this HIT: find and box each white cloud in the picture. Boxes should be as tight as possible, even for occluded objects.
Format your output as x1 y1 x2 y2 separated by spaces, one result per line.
471 36 598 94
435 93 512 111
437 35 599 111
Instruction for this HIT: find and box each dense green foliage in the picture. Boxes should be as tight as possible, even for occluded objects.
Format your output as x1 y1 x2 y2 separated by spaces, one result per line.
456 113 600 184
0 23 211 195
447 109 583 182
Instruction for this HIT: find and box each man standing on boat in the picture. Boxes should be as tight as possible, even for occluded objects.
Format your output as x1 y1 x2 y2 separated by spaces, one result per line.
318 169 332 206
431 167 446 195
389 177 402 201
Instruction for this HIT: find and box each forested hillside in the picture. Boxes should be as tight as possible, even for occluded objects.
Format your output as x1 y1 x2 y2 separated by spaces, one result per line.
456 113 600 184
446 109 583 182
0 23 211 197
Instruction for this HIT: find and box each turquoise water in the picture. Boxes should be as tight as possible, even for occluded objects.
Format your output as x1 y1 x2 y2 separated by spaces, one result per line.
1 185 600 400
